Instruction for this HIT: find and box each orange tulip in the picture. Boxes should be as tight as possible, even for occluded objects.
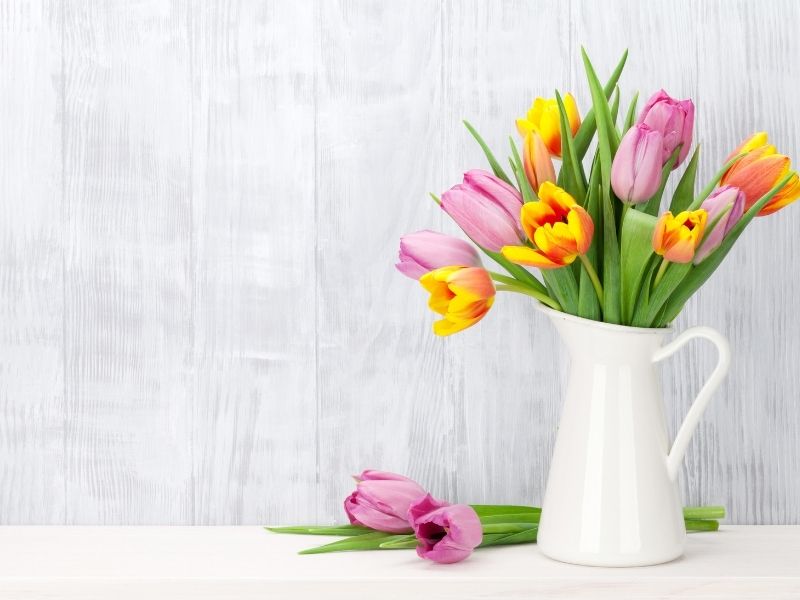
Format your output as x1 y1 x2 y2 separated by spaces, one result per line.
419 266 495 336
652 210 708 264
516 94 581 157
501 182 594 269
721 132 800 216
522 130 556 193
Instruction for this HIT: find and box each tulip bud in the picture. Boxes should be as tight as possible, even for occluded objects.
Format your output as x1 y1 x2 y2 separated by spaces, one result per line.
441 170 525 252
516 94 581 157
652 209 707 264
611 124 663 205
693 186 745 264
395 230 481 280
344 470 427 533
523 130 556 193
638 90 695 167
407 494 483 564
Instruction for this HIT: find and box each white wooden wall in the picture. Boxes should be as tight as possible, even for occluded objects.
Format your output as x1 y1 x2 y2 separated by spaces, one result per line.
1 0 798 525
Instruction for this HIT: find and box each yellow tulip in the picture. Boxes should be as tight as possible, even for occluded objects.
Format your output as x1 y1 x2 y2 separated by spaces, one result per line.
419 266 495 336
522 130 556 193
652 210 707 264
516 94 581 157
501 182 593 269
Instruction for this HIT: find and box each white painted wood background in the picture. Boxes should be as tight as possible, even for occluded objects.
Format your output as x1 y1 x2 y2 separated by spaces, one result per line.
0 0 798 525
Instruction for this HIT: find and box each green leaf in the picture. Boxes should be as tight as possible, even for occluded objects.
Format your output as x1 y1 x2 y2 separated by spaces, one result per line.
632 260 692 327
298 531 404 555
379 535 418 550
581 47 621 163
479 513 540 525
555 91 587 201
478 527 539 547
542 268 579 315
620 209 657 324
463 120 513 185
577 161 603 320
641 145 680 216
509 137 536 202
622 91 639 133
470 504 540 516
266 524 372 536
659 171 795 325
601 185 622 323
574 49 628 159
610 85 621 127
482 523 536 535
483 249 550 296
669 146 700 213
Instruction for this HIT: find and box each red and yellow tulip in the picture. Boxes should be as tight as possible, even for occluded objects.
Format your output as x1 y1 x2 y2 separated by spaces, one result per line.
501 182 594 269
516 94 580 157
419 266 495 336
522 130 556 193
652 209 708 263
721 132 800 216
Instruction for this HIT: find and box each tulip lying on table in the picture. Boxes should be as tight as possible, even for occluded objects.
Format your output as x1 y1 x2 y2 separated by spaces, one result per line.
267 470 725 563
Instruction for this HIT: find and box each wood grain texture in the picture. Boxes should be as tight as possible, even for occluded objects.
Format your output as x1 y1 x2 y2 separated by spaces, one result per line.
0 0 798 525
0 0 64 524
62 0 193 523
189 0 317 524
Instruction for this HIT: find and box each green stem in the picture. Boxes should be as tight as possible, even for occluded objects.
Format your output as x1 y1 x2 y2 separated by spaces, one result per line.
653 257 669 288
578 255 604 305
490 272 562 311
684 519 719 532
683 505 726 520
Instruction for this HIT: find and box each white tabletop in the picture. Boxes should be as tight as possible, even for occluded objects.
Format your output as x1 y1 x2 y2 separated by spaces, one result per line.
0 526 798 599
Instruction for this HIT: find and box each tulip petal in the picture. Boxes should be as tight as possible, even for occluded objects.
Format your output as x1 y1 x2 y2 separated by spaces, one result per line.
501 245 563 269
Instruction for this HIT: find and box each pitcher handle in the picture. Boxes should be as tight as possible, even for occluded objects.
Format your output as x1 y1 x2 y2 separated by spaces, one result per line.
652 326 731 481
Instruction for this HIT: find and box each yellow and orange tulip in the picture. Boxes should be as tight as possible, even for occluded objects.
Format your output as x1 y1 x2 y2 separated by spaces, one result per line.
419 266 495 336
721 132 800 216
516 94 581 158
501 182 594 269
652 210 708 263
522 130 556 193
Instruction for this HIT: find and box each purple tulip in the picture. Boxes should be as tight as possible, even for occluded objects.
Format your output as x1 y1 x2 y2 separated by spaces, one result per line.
408 494 483 564
344 470 427 533
638 90 695 167
395 230 481 280
694 185 745 264
441 170 525 252
611 124 664 204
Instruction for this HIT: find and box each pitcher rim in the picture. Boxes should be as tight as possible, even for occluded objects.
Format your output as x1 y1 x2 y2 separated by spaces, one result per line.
535 303 673 334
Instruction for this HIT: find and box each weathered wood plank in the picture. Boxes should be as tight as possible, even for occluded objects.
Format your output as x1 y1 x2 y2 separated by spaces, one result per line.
188 0 317 524
62 0 193 523
0 0 65 524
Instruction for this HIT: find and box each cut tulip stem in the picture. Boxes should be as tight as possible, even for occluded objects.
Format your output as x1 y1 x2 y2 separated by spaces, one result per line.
490 272 563 311
653 257 670 288
578 255 604 304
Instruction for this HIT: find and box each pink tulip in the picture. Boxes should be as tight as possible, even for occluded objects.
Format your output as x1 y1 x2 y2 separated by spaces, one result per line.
638 90 695 167
408 494 483 564
693 185 745 264
395 230 481 280
441 170 525 252
344 470 426 533
611 124 664 204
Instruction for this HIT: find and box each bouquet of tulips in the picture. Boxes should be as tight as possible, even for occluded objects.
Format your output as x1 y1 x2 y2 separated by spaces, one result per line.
395 49 799 333
270 470 724 564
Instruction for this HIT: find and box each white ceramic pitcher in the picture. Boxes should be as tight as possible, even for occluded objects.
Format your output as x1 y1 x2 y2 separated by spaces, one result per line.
536 305 730 567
